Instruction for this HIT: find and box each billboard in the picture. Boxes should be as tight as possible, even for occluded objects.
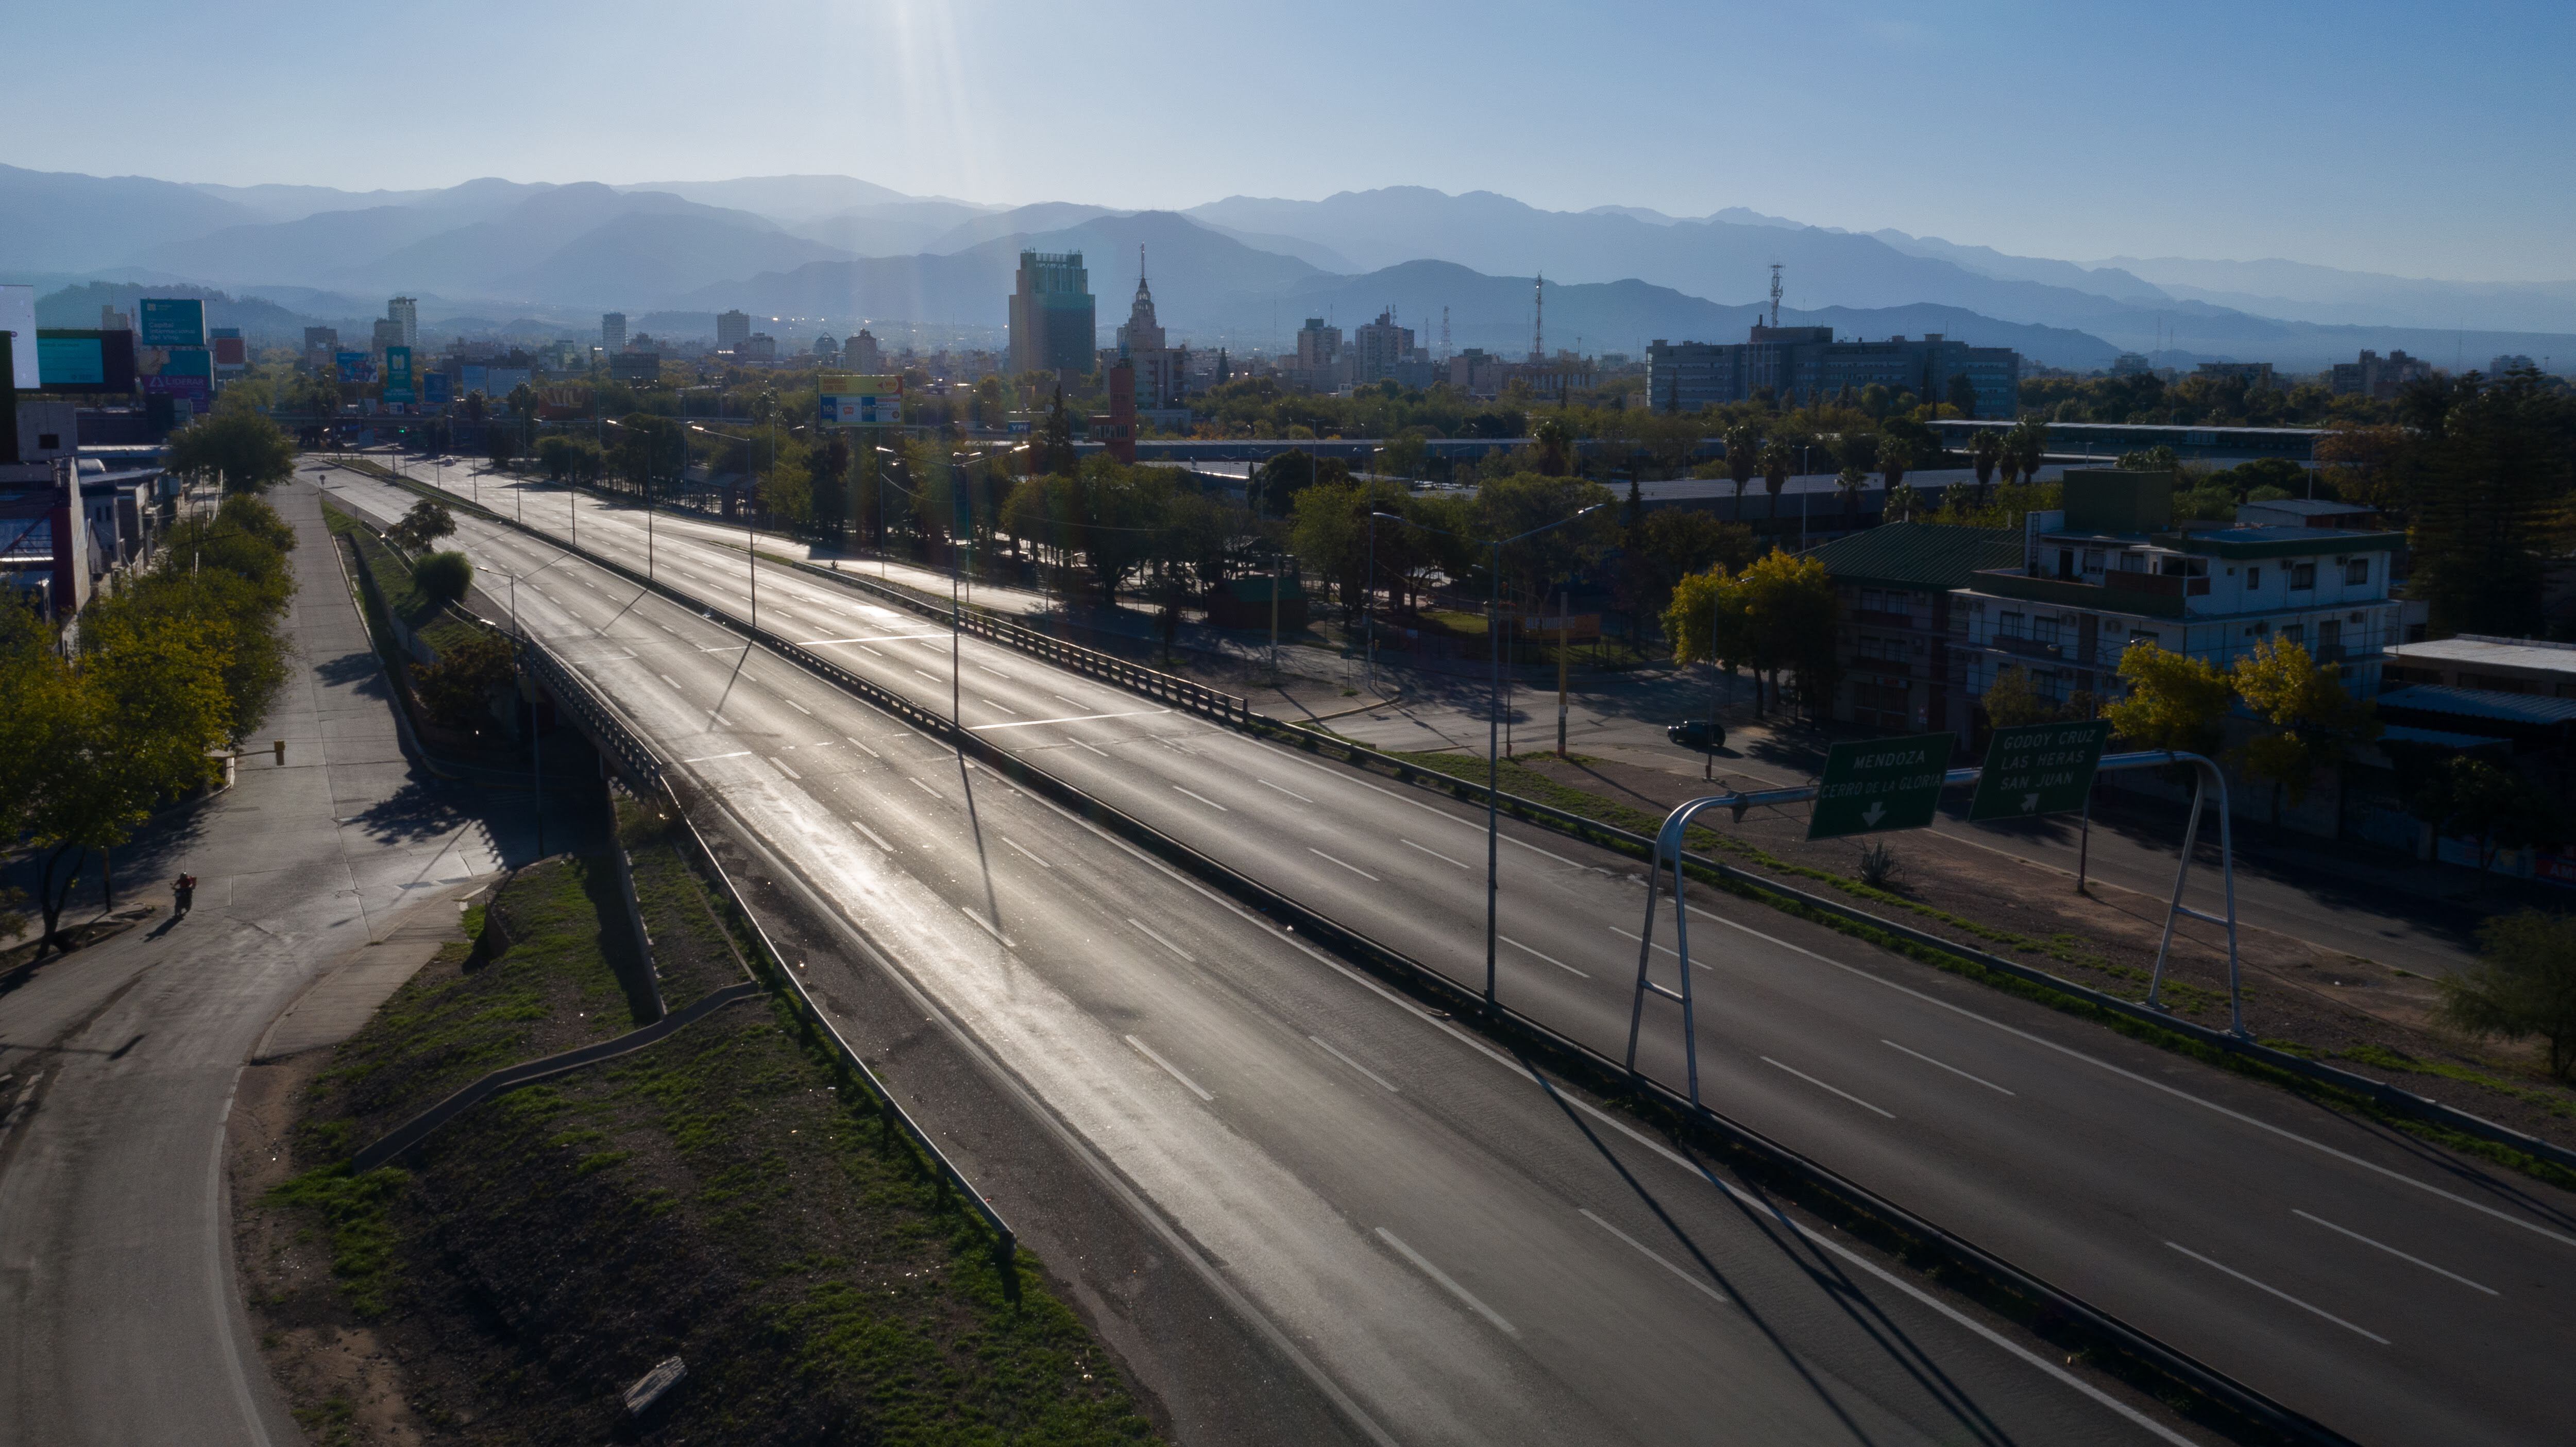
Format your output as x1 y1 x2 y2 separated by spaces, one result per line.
819 373 902 426
143 372 213 406
422 370 450 408
335 351 374 384
36 330 139 394
159 346 212 378
1 283 35 390
382 346 415 403
460 365 530 397
209 327 247 369
139 298 207 348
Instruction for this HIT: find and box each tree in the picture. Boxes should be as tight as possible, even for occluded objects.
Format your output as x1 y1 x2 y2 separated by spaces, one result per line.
1945 373 1979 419
1758 438 1795 509
166 410 296 494
1980 665 2060 728
2438 910 2576 1081
1967 428 2003 506
1036 386 1079 476
2103 641 2232 759
487 425 520 472
1722 421 1762 503
2404 754 2561 873
1532 415 1572 476
386 499 455 553
411 629 516 734
1665 549 1837 718
2231 637 2380 823
2406 372 2576 637
414 551 474 608
2002 417 2049 485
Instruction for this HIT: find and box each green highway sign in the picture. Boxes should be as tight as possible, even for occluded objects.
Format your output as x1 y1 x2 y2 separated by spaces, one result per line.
1968 719 2112 822
1808 732 1956 840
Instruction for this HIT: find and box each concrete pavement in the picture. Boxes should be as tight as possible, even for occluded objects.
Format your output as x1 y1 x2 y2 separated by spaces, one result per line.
0 480 531 1447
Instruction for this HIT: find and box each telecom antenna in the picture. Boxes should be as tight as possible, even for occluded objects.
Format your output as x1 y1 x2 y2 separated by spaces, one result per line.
1440 305 1451 362
1768 264 1783 329
1532 271 1545 363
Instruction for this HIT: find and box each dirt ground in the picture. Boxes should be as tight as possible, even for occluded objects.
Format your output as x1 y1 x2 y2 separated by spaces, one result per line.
1497 749 2576 1161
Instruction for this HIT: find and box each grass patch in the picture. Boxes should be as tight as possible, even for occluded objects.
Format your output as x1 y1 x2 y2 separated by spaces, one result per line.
263 829 1158 1442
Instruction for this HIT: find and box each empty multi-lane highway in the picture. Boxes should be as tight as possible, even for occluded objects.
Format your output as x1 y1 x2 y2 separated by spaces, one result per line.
331 460 2576 1445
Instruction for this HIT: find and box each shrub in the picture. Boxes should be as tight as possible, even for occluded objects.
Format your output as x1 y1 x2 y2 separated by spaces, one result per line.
2438 910 2576 1081
414 551 473 608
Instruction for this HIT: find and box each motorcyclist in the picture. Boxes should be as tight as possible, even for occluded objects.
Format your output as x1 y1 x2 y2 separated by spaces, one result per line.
173 873 196 917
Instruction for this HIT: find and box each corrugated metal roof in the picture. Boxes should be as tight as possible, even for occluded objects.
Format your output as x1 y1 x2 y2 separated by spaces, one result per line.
2377 684 2576 725
2384 635 2576 677
1810 522 2021 591
2379 723 2513 750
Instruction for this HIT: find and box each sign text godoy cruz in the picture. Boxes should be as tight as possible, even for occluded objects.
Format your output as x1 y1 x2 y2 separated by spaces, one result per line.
1969 719 2111 822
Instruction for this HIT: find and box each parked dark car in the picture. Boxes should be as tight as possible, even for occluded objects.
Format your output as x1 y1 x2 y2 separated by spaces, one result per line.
1666 719 1724 750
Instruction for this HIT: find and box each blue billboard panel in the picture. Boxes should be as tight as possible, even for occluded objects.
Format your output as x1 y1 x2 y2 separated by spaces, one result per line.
335 351 374 384
159 346 212 378
139 298 206 348
422 370 450 408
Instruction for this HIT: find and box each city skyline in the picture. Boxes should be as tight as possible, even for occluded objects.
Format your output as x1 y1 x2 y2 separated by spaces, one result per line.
11 0 2572 284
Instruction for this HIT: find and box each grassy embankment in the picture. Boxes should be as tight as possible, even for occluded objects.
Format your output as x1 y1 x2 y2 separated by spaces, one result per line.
256 794 1157 1444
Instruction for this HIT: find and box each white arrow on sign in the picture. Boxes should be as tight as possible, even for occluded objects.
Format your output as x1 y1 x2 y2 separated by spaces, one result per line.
1861 801 1886 827
2021 792 2040 812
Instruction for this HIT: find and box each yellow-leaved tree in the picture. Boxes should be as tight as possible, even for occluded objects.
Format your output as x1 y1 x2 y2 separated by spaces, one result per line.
2231 637 2380 824
1664 549 1837 719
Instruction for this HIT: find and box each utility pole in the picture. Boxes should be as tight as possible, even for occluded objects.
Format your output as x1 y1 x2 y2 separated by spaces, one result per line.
1555 587 1570 758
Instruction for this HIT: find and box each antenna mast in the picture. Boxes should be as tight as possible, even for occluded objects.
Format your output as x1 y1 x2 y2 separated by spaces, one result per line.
1532 273 1546 363
1768 264 1783 329
1440 305 1451 362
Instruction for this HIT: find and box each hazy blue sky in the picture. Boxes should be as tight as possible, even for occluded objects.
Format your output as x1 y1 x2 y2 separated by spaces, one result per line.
18 0 2571 281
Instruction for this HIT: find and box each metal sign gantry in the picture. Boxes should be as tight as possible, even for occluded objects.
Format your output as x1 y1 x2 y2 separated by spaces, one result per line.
1625 750 2241 1109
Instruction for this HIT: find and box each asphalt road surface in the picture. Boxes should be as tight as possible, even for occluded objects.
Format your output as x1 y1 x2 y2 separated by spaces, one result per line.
0 481 520 1447
341 461 2576 1446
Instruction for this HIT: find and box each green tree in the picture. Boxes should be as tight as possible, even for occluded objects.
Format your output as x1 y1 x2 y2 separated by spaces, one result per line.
411 629 516 733
166 409 297 494
2438 910 2576 1081
1664 549 1837 717
1722 421 1762 503
2102 641 2232 758
1967 428 2003 506
414 551 474 608
385 499 455 552
1980 664 2060 728
1945 372 1979 419
2406 754 2561 873
2231 637 2380 823
486 424 520 472
2407 371 2576 636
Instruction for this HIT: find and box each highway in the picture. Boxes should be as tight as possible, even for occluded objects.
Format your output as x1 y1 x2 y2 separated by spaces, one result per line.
341 461 2576 1445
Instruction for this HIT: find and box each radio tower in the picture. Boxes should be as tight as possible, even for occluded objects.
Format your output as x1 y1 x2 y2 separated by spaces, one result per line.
1768 263 1783 329
1531 272 1545 363
1439 305 1451 362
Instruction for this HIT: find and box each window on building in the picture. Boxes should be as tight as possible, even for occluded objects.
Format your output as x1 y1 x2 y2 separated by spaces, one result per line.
2082 549 2105 575
2346 557 2370 585
2318 619 2341 653
2246 567 2262 589
2118 552 2145 572
1998 611 2026 639
2291 563 2316 589
2034 616 2062 647
2282 623 2304 644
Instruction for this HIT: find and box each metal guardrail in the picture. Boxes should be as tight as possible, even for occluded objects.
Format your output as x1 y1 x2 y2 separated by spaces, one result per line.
514 634 665 795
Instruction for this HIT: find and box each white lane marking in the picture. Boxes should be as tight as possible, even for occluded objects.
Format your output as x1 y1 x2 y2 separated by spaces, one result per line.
857 644 885 657
1688 905 2576 1251
791 635 885 645
2293 1210 2499 1295
908 777 941 800
1760 1057 1896 1119
1401 838 1471 870
971 706 1171 732
1882 1039 2016 1096
711 713 733 727
1309 1035 1398 1093
1001 835 1052 869
2164 1242 2388 1344
1125 1034 1214 1101
1258 777 1314 803
1266 747 1588 867
961 907 1014 947
1126 916 1196 964
681 751 752 763
1374 1228 1517 1337
659 672 683 688
846 818 892 852
1074 740 1110 756
845 736 879 757
1308 847 1379 882
785 698 812 715
911 668 942 683
1499 934 1588 977
1608 924 1690 963
810 739 834 748
659 623 679 634
1580 1208 1728 1304
981 697 1017 714
978 664 1014 679
769 756 801 780
1173 785 1229 812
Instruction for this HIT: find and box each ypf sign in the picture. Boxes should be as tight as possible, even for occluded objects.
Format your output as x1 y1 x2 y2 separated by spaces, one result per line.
1808 733 1955 840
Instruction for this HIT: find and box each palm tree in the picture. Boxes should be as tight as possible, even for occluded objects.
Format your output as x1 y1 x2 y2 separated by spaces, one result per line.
2004 417 2049 487
1723 421 1761 504
1835 465 1869 521
1837 433 1879 520
1759 438 1795 505
1968 429 2002 507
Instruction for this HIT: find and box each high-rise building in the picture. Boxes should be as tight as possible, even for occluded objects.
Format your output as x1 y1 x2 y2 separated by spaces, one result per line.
1351 310 1430 387
370 317 405 359
2110 352 2154 377
385 296 418 350
846 330 882 373
717 310 752 352
2329 349 2434 399
1646 327 2021 419
1296 317 1340 372
1007 251 1094 377
603 312 628 353
1114 249 1185 408
302 326 339 371
2490 353 2540 376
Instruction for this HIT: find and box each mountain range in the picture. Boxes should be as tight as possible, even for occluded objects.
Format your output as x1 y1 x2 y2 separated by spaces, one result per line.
6 161 2570 372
